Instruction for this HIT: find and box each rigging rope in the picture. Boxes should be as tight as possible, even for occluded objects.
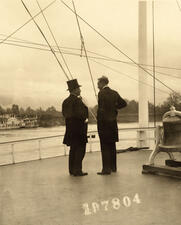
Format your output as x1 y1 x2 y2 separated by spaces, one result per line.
72 1 97 121
36 0 73 79
0 0 57 45
2 33 181 72
176 0 181 11
0 37 171 95
60 0 176 94
2 38 181 86
72 0 97 101
152 0 156 127
130 63 181 80
90 58 170 95
21 0 70 81
2 36 181 82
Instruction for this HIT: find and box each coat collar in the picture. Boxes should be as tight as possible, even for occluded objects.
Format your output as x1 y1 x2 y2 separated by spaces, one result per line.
70 93 78 98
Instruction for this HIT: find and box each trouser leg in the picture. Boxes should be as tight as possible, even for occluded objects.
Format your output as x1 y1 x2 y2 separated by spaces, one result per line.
69 145 75 174
100 141 111 173
110 142 117 171
73 143 86 174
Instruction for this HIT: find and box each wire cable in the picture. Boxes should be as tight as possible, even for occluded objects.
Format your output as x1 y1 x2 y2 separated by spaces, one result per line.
152 1 156 127
176 0 181 11
36 0 73 79
2 35 181 82
1 37 174 97
2 32 181 72
60 0 175 93
72 0 97 100
2 37 181 87
0 0 57 45
21 0 70 80
90 58 170 95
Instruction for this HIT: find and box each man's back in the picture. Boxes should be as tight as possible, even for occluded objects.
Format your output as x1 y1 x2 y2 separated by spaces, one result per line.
62 94 88 146
97 87 127 121
62 94 88 121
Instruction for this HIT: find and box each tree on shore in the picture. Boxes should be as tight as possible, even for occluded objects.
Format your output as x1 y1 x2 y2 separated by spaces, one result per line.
0 92 181 126
12 104 19 116
0 106 5 115
155 92 181 117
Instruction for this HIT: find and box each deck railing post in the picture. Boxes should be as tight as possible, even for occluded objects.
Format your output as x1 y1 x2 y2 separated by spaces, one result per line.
137 129 149 148
64 145 67 156
38 140 42 160
0 128 155 166
89 135 92 153
11 144 15 164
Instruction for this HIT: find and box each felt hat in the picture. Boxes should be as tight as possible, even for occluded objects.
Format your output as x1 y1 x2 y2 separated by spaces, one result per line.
67 79 81 91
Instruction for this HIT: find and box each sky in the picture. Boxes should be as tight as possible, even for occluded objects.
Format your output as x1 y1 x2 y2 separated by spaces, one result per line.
0 0 181 110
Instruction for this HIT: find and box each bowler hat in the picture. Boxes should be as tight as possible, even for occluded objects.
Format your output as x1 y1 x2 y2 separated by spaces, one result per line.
67 79 81 91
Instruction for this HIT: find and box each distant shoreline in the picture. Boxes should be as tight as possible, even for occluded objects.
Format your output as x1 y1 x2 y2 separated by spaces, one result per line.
0 113 162 130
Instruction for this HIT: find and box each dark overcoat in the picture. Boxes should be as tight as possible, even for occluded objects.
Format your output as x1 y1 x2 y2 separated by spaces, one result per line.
97 87 127 143
62 94 88 146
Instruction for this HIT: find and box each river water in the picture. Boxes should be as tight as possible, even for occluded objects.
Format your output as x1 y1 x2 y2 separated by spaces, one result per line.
0 122 157 165
0 122 156 143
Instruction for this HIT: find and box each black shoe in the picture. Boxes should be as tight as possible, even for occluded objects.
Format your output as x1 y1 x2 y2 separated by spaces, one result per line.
111 169 117 172
73 172 88 176
97 171 111 175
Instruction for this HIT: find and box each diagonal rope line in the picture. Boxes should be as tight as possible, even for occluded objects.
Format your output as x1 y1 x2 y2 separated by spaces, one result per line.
2 33 181 81
1 41 51 52
60 0 175 93
90 58 170 95
152 0 156 127
0 36 174 97
21 0 70 81
36 0 73 79
176 0 181 11
72 0 97 101
2 37 181 81
2 32 181 71
0 0 57 45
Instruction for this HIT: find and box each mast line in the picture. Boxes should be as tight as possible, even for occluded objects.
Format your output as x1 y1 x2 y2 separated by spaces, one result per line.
0 0 57 45
0 39 175 95
152 1 156 127
21 0 70 81
72 0 97 101
36 0 73 79
2 32 181 71
60 0 175 93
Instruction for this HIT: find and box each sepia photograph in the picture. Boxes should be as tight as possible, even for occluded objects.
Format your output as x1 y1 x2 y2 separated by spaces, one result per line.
0 0 181 224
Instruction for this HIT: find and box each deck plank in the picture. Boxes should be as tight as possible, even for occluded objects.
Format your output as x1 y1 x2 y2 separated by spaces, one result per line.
0 151 181 225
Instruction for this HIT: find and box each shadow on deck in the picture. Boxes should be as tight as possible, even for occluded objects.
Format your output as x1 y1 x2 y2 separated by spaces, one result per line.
0 150 181 225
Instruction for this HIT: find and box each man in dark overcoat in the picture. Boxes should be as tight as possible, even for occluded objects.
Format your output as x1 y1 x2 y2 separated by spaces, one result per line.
62 79 88 176
97 76 127 175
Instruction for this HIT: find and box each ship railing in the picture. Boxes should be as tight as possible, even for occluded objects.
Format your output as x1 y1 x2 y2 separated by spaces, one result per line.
0 126 156 166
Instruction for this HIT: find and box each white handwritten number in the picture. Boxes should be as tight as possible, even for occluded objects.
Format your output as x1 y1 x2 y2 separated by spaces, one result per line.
101 200 109 211
82 203 92 215
123 196 131 207
83 193 141 216
112 198 121 210
133 193 141 204
92 202 100 213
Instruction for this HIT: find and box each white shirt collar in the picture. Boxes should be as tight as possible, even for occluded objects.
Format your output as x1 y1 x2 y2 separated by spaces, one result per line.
102 85 108 89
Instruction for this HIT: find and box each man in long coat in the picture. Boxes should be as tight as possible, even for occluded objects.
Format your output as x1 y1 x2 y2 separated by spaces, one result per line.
97 76 127 175
62 79 88 176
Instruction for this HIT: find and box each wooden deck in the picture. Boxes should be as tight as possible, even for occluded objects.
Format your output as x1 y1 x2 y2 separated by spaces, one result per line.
0 150 181 225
